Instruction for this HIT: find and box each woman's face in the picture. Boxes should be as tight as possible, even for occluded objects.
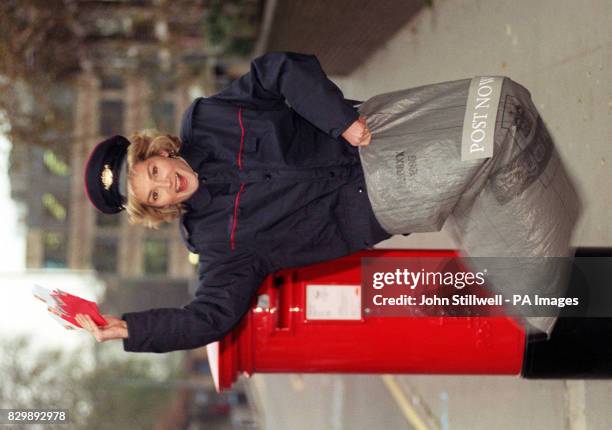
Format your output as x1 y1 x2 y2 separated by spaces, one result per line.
129 152 199 208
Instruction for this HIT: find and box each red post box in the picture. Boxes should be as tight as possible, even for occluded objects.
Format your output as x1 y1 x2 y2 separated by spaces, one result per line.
207 248 612 391
207 249 528 391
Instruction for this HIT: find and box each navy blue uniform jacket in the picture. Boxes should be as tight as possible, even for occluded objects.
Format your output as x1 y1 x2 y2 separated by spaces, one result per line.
122 52 392 352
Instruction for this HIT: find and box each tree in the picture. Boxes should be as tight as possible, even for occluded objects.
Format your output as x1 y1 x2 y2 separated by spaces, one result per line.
0 0 81 149
203 0 260 57
0 335 180 430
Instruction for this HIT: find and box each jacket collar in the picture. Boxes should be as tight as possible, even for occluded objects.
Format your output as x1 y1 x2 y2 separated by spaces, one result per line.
182 182 211 212
178 131 212 213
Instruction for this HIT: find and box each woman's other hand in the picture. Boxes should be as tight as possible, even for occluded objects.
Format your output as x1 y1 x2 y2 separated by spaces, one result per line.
342 115 371 147
75 314 128 342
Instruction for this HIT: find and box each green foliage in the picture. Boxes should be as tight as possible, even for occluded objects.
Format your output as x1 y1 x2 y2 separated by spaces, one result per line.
203 0 258 56
0 336 180 430
228 38 256 57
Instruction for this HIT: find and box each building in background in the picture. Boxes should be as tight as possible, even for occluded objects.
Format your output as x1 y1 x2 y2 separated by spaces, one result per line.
9 0 262 298
6 1 263 426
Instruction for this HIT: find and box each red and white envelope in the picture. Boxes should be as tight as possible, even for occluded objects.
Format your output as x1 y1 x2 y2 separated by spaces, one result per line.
32 285 108 330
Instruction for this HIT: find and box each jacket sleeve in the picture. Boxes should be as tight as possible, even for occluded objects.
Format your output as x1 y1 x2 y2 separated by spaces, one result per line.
121 248 267 353
211 51 359 139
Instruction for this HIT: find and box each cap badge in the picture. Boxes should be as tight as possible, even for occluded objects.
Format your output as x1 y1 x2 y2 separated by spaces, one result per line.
101 164 114 190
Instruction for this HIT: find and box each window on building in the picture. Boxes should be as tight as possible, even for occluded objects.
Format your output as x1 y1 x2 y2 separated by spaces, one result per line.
144 238 168 275
132 20 155 41
94 16 132 37
99 100 125 136
42 231 67 268
92 236 118 273
42 193 67 223
43 150 70 176
151 101 175 133
100 75 124 90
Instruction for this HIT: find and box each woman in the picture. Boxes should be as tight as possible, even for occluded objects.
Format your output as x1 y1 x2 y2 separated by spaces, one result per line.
78 52 580 348
77 52 392 352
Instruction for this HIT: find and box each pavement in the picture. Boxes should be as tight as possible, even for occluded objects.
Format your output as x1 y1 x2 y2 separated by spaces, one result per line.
245 1 612 428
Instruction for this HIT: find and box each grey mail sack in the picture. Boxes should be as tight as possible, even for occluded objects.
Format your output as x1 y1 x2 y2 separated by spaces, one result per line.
358 77 582 336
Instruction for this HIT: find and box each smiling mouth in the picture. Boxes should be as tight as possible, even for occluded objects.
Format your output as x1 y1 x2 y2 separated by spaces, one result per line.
175 173 187 193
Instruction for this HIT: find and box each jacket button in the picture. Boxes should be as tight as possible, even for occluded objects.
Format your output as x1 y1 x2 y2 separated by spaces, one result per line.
363 240 370 247
265 174 272 181
358 187 364 193
329 171 335 178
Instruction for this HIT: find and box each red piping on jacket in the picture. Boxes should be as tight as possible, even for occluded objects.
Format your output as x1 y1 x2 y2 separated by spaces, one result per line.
230 107 247 250
230 183 245 250
237 107 245 171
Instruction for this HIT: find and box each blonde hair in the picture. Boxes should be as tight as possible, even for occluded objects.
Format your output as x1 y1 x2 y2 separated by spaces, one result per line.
124 129 185 229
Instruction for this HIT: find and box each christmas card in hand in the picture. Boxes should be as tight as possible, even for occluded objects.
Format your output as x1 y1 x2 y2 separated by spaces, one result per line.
32 285 107 329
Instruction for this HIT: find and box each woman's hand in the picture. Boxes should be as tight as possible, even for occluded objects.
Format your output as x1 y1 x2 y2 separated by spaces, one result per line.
342 115 371 147
75 314 129 342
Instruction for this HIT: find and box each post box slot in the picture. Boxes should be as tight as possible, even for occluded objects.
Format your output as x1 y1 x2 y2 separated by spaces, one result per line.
274 275 291 330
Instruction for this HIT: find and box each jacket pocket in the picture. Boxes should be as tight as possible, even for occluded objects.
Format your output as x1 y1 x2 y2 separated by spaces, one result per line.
228 183 246 250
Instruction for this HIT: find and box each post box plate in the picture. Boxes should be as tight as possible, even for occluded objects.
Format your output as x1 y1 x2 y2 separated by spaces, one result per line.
305 284 361 320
